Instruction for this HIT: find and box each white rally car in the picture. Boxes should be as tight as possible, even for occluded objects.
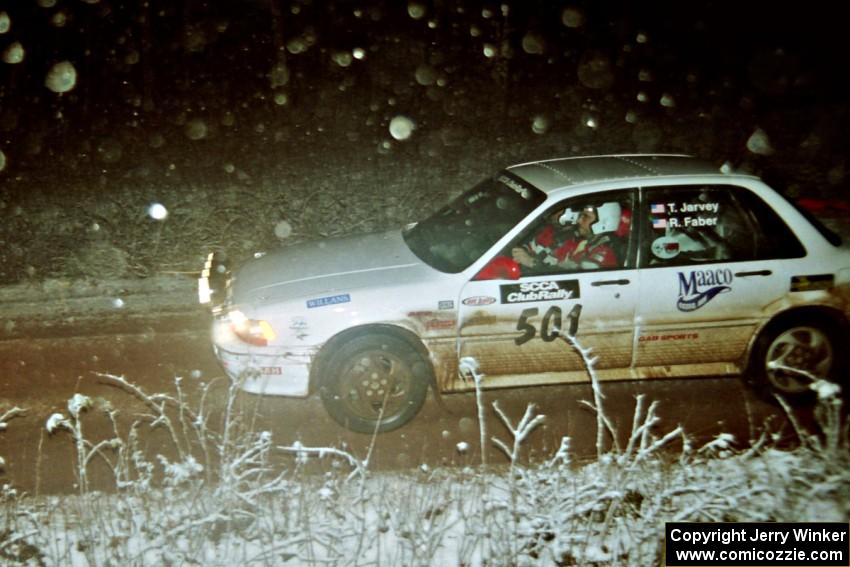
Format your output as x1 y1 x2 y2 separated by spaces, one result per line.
200 154 850 433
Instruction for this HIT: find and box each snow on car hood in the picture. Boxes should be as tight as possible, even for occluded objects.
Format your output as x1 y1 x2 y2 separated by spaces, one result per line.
230 229 427 305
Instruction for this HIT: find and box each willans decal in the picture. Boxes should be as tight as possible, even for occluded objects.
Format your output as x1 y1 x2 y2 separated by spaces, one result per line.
676 269 732 312
307 294 351 309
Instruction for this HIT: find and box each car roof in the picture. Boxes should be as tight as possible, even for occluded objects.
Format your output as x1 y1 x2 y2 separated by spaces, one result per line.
507 154 744 194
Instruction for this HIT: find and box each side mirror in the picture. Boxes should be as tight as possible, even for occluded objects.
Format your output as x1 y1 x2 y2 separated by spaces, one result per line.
474 256 521 281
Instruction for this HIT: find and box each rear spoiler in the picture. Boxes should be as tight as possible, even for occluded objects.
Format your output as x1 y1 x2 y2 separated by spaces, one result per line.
796 198 850 217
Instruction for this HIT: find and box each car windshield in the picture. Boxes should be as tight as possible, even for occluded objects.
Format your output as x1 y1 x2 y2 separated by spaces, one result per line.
403 172 546 273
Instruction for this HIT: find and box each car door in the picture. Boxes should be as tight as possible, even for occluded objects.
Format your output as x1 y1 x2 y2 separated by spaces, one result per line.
452 190 639 391
634 183 807 376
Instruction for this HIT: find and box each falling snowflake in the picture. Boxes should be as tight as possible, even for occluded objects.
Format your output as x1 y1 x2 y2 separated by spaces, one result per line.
45 61 77 93
746 127 774 156
389 115 415 141
185 119 208 140
561 7 584 28
660 93 676 108
274 220 293 240
407 2 426 20
577 51 614 90
3 41 24 64
414 64 437 86
148 203 168 220
332 51 353 67
521 32 545 55
531 115 551 134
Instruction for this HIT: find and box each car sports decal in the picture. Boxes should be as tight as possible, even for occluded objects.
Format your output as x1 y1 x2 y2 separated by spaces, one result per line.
676 269 732 312
462 295 497 306
639 332 699 342
306 293 351 308
500 280 579 304
790 274 834 292
426 319 456 330
408 310 456 331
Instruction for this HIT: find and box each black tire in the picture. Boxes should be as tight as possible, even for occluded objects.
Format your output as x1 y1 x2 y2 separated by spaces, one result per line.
749 316 846 400
319 333 430 433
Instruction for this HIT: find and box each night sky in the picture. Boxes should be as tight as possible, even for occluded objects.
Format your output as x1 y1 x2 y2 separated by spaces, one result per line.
1 0 848 194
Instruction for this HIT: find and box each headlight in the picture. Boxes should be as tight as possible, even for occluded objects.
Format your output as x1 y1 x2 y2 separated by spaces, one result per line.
228 310 277 346
199 251 230 309
198 276 212 305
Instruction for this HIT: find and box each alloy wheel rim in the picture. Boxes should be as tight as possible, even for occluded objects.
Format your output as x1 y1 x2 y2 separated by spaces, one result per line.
339 351 411 420
765 326 833 394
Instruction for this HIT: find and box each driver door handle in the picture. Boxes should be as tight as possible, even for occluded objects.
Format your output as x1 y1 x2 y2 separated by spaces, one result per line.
591 279 631 287
735 269 772 277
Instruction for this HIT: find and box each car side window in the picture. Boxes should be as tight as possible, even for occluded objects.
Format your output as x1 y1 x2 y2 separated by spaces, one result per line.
734 188 806 259
503 190 635 277
640 185 803 268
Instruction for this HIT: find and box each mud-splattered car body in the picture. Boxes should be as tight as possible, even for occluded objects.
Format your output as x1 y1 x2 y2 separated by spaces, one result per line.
200 154 850 432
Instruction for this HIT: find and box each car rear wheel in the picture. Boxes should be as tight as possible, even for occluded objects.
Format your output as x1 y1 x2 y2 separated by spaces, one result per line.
750 317 845 399
319 334 430 433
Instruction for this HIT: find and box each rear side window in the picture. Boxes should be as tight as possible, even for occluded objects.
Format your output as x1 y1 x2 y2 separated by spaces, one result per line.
734 188 806 259
640 185 805 268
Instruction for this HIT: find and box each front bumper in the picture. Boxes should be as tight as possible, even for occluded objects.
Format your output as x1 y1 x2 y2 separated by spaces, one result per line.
201 252 315 397
212 316 315 397
214 343 313 397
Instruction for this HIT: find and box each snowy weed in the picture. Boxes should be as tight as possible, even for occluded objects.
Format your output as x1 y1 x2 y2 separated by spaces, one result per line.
0 406 25 475
2 397 848 565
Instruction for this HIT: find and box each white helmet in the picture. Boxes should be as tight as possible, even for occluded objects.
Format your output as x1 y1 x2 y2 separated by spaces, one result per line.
591 202 622 235
557 207 579 226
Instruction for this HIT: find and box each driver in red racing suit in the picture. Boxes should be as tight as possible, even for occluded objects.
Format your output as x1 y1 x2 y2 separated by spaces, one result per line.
513 203 622 272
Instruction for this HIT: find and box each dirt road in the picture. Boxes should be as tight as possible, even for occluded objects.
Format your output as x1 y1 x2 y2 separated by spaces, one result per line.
0 314 795 494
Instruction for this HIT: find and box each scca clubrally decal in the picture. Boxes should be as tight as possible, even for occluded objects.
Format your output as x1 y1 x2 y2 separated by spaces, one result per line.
500 280 579 304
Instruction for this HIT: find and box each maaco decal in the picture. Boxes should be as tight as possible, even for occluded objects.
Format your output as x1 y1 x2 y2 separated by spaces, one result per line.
676 269 732 312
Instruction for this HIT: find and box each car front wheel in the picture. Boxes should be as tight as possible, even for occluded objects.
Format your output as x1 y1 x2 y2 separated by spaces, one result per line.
751 317 845 398
319 333 430 433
